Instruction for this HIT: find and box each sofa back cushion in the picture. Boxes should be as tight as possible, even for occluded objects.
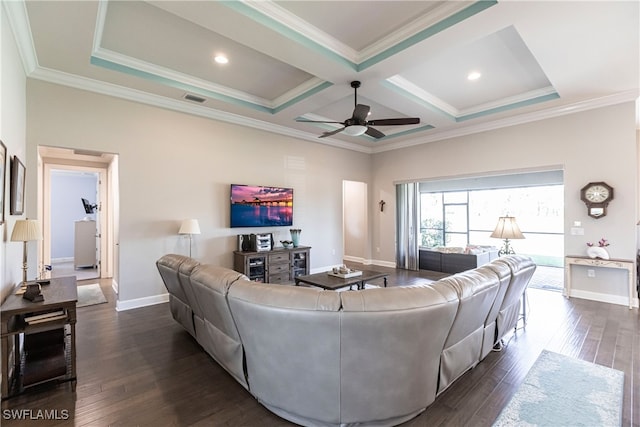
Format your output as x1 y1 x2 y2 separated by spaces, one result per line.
436 268 500 393
156 254 197 337
492 255 537 342
339 283 458 424
478 262 512 358
156 254 190 304
177 256 203 317
190 265 249 388
228 281 342 426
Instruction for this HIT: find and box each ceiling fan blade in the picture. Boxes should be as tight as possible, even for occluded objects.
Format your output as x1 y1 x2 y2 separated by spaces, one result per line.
319 127 346 138
352 104 370 122
365 127 385 139
367 117 420 126
296 119 344 124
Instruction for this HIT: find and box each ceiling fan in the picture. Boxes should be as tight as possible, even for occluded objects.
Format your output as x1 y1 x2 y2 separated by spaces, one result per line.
296 81 420 139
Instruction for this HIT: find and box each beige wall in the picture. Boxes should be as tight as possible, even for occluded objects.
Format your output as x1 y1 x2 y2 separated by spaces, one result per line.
10 59 638 307
372 102 638 305
26 80 371 306
1 6 28 300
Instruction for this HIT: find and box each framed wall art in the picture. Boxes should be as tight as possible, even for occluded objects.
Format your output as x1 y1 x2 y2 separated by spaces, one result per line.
10 155 25 215
0 141 6 224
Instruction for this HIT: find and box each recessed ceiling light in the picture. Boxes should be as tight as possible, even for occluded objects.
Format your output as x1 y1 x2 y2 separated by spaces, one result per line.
214 55 229 64
467 71 481 81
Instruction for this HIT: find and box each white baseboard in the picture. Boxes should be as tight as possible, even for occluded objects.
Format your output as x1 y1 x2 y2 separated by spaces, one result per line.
343 255 396 268
369 259 397 268
343 255 369 264
116 292 169 311
569 289 638 308
52 257 74 263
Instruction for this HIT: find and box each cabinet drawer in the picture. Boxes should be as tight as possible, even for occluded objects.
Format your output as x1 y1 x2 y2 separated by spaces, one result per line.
269 263 289 274
269 253 289 264
269 272 290 284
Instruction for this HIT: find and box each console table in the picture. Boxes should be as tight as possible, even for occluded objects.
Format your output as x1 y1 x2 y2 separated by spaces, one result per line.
564 256 635 309
234 246 311 284
1 276 78 398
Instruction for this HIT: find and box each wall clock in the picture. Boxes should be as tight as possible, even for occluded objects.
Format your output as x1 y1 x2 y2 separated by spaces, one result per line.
580 181 614 219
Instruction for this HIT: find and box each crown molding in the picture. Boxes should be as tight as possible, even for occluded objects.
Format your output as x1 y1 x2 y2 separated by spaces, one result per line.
24 65 637 157
385 75 560 121
3 0 38 74
27 66 372 154
372 89 640 153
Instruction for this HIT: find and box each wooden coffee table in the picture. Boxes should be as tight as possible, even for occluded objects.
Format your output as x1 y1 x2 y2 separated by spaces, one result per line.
295 270 388 291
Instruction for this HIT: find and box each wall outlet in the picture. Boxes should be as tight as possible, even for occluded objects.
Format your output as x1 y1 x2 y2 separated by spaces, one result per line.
587 269 595 278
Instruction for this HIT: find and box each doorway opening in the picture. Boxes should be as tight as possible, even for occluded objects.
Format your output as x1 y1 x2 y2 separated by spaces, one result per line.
37 147 119 289
397 169 565 293
342 180 369 264
49 169 101 280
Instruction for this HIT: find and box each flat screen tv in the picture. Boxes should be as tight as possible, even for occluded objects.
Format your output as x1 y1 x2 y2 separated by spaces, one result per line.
230 184 293 228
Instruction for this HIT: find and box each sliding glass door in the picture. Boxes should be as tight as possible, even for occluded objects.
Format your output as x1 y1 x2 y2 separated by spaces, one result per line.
418 184 564 267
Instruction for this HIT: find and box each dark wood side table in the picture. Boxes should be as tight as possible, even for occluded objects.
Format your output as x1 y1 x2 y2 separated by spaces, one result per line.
1 276 78 399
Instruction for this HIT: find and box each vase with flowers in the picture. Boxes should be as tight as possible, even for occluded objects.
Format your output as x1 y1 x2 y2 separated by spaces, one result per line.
586 238 610 260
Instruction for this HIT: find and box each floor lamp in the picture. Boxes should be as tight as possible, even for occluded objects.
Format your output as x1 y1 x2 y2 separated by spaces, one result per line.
179 219 200 258
11 219 43 284
490 216 525 256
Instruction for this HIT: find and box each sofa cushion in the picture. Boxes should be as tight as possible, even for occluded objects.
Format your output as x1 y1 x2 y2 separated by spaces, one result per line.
490 255 537 344
478 262 512 358
228 281 342 425
190 265 249 388
156 254 197 337
157 254 190 304
178 257 203 318
436 268 500 393
339 284 458 424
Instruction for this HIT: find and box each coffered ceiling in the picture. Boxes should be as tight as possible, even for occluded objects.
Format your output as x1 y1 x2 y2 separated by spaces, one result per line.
5 1 639 153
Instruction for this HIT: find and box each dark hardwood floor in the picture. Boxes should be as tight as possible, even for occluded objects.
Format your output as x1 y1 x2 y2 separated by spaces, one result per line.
2 266 638 426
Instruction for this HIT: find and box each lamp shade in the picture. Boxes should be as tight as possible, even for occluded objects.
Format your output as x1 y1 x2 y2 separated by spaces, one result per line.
178 219 201 235
343 125 367 136
490 216 525 240
11 219 42 242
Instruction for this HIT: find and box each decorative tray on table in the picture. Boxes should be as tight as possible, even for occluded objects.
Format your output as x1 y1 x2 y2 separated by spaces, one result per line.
327 269 362 279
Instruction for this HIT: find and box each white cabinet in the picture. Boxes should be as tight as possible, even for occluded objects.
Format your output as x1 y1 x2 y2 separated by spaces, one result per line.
74 220 96 269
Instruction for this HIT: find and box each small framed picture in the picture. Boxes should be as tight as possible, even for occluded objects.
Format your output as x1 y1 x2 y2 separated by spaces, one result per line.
10 155 25 215
0 141 6 224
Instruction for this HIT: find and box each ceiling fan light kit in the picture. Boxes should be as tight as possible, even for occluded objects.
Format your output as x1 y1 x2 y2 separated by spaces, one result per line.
296 81 420 139
343 125 367 136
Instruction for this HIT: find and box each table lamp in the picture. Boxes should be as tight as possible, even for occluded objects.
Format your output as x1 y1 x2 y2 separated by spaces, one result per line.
490 216 525 256
11 219 42 284
179 219 200 258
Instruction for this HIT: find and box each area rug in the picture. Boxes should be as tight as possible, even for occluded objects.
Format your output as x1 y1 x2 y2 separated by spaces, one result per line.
77 283 108 308
493 350 624 426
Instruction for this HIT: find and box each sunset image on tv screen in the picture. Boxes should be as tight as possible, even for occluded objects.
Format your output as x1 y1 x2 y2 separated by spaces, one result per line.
230 184 293 227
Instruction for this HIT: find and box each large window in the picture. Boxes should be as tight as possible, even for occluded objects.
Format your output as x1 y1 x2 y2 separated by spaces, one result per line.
419 185 564 266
